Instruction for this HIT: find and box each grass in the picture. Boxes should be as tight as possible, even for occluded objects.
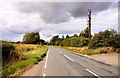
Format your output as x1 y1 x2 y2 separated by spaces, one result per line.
2 44 48 77
64 47 115 55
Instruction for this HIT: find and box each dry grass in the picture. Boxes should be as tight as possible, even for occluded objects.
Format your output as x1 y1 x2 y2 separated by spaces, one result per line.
98 47 114 54
64 47 115 55
11 44 42 60
2 44 48 77
14 44 41 51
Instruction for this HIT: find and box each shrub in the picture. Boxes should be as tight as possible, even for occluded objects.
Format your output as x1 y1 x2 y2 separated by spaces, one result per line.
98 47 110 54
116 48 120 53
2 42 23 64
2 42 15 62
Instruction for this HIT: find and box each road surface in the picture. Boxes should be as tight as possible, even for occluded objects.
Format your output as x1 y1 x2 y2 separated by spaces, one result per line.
43 46 118 77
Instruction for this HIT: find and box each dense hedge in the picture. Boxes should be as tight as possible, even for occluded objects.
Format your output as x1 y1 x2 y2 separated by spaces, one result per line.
2 41 15 63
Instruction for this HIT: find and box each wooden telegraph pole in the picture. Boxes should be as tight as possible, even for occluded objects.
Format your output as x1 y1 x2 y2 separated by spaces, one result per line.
87 9 91 43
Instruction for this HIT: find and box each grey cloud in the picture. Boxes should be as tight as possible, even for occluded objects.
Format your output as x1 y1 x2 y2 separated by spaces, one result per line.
15 2 114 23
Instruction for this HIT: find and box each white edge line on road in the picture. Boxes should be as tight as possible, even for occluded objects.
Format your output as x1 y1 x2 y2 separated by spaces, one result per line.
85 69 101 78
64 55 74 62
44 50 49 68
43 73 46 76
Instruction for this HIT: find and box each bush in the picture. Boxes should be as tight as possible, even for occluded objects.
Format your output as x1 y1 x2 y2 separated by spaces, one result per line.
98 47 112 54
116 48 120 53
22 32 40 44
2 42 24 64
88 39 103 49
2 42 15 62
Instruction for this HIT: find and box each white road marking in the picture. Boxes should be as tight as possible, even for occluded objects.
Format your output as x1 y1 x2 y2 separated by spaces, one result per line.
43 73 46 76
43 73 46 78
44 50 49 68
85 69 101 78
64 55 74 62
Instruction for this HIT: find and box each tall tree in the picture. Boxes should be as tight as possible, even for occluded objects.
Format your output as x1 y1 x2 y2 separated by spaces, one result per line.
22 32 40 44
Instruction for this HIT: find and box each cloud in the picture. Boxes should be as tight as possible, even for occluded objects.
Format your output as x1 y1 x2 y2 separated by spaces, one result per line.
15 2 114 24
0 2 118 41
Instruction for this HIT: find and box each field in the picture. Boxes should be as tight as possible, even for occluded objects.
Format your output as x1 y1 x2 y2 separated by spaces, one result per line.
2 43 48 77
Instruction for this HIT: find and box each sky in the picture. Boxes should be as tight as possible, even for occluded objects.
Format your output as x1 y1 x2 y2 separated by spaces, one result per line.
0 2 118 42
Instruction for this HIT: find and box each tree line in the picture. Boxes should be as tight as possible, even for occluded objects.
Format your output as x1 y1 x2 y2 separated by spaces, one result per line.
48 27 120 50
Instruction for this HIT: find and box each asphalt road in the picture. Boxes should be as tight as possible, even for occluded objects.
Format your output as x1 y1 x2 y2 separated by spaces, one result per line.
43 46 118 77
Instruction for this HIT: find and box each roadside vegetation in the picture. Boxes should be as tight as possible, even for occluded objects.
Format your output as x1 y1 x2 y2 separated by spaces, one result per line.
1 32 48 77
48 27 120 55
64 47 116 55
2 42 48 77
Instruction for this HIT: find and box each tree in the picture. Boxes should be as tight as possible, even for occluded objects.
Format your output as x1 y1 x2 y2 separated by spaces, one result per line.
66 35 70 38
93 32 103 42
79 27 89 38
49 35 60 45
89 29 118 48
108 34 120 48
62 35 64 39
22 32 40 44
60 39 70 46
73 34 78 37
40 39 47 45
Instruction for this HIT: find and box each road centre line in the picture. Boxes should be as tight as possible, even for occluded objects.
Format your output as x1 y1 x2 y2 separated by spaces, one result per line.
85 69 101 78
63 54 74 62
44 50 49 68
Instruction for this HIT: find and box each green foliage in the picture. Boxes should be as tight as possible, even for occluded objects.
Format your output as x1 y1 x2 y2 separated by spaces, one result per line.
49 35 60 45
22 32 40 44
61 39 70 46
60 37 89 47
107 34 120 48
55 41 61 46
73 34 78 37
40 39 47 45
89 29 119 49
49 28 119 51
79 27 89 38
66 35 70 38
2 41 15 62
2 46 48 77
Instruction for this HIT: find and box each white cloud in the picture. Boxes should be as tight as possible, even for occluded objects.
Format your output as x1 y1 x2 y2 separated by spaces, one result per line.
0 2 118 42
92 8 118 34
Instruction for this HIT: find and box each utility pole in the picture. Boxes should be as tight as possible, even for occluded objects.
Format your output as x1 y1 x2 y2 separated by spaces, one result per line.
87 9 91 43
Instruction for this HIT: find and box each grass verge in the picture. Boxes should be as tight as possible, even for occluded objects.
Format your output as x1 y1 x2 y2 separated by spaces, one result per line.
2 45 48 77
64 47 116 55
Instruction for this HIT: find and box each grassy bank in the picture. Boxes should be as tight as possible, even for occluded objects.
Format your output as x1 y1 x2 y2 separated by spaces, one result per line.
64 47 116 55
2 44 48 77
